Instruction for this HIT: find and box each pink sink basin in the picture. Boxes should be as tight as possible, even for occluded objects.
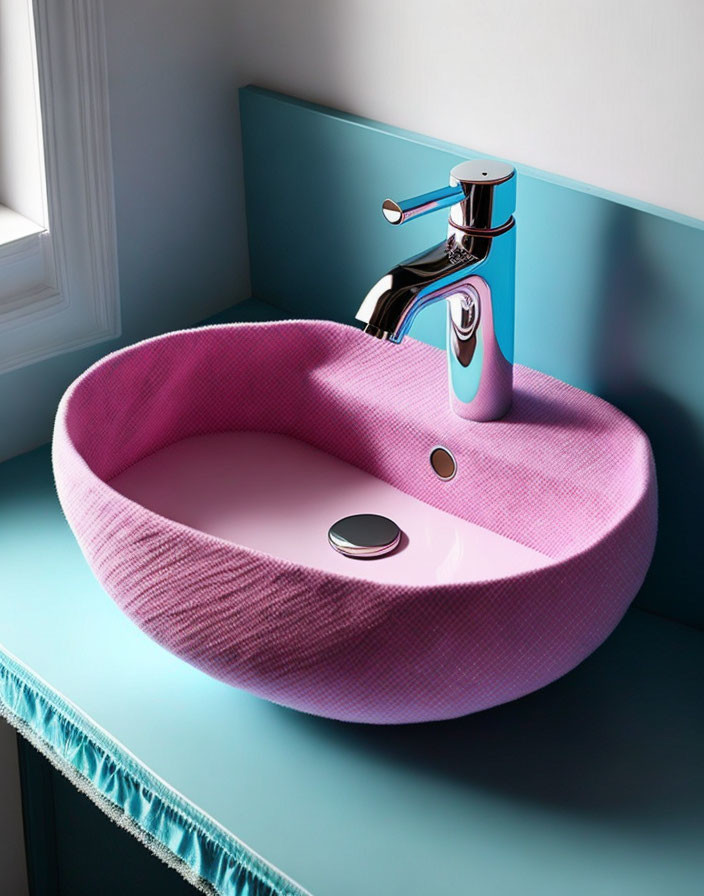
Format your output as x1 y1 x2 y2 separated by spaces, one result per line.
53 320 657 724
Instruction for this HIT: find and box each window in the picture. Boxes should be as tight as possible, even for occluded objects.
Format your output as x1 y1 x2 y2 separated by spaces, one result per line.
0 0 119 374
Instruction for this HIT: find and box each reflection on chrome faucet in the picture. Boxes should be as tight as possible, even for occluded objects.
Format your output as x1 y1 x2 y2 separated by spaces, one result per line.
356 160 516 421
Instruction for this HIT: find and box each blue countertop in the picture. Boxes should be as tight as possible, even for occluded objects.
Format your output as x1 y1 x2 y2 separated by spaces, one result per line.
1 302 703 896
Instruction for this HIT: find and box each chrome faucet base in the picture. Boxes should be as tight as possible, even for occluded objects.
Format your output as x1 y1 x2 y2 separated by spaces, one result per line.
447 277 513 421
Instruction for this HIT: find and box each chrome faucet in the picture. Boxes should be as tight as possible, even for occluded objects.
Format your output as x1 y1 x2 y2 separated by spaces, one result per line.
356 160 516 421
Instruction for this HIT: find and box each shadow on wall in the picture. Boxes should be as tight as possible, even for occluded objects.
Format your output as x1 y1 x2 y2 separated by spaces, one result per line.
593 205 704 630
275 610 704 825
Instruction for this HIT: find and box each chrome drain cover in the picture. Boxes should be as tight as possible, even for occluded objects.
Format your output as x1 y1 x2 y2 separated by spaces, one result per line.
328 514 402 559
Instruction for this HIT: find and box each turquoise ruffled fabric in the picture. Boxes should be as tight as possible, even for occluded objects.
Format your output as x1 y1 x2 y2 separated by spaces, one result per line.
0 648 309 896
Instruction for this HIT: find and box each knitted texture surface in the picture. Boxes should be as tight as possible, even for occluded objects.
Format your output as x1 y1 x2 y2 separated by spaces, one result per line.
52 321 657 723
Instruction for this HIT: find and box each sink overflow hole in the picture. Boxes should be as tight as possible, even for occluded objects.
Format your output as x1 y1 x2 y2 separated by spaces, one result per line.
430 446 457 480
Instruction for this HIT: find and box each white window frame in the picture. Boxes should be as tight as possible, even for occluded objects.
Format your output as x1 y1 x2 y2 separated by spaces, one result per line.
0 0 120 374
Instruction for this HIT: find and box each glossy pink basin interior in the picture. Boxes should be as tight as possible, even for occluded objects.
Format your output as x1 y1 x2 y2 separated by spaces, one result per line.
53 320 657 723
111 432 552 586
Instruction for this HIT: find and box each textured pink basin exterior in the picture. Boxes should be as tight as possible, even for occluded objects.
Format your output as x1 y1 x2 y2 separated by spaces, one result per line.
53 321 657 724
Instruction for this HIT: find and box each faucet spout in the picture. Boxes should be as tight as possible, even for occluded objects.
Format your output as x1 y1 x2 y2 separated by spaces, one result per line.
355 159 517 422
356 237 490 343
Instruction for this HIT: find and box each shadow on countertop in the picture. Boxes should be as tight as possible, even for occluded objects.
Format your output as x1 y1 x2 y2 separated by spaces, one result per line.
278 609 704 826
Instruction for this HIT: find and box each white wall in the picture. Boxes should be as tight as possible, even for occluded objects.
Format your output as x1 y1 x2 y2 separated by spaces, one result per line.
102 0 250 336
0 720 28 896
231 0 704 221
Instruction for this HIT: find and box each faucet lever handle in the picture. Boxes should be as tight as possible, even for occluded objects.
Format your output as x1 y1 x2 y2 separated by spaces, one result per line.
381 159 516 230
382 185 465 226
